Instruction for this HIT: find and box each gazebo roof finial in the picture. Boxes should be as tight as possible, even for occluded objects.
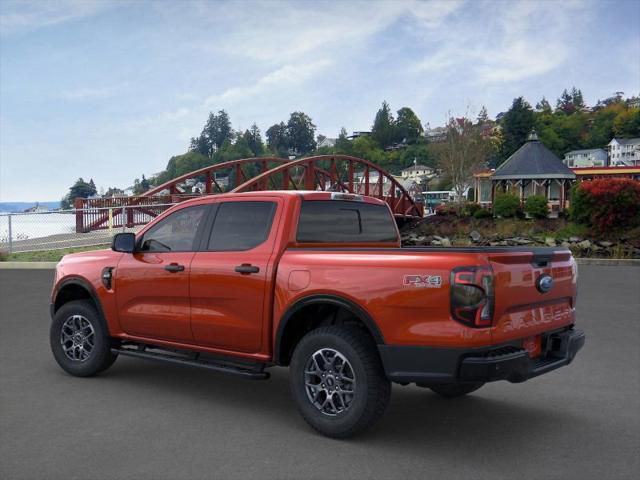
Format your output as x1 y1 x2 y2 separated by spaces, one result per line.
527 129 539 142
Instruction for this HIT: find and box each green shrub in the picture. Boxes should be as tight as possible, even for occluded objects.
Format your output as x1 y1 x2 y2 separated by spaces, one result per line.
569 184 591 225
524 195 549 219
493 193 521 218
473 208 493 219
461 202 481 217
0 250 8 262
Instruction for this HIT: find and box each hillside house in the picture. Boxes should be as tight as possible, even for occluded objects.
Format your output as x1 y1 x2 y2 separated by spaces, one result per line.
564 148 608 168
608 138 640 166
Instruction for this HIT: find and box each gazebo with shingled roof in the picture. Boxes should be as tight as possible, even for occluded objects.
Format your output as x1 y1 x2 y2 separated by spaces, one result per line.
474 130 576 217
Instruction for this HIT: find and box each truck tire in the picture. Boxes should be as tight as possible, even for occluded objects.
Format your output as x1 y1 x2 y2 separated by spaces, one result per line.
289 325 391 438
50 300 118 377
428 382 484 398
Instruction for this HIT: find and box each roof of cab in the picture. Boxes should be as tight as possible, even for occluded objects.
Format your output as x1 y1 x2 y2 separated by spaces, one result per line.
166 190 387 207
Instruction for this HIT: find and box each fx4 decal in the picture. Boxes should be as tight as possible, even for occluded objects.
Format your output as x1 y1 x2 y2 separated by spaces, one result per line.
403 274 443 288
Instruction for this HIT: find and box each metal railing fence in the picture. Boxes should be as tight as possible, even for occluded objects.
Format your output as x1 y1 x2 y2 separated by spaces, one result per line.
0 203 177 254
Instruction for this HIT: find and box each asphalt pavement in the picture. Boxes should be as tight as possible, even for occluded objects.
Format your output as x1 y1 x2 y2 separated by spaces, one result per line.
1 266 639 480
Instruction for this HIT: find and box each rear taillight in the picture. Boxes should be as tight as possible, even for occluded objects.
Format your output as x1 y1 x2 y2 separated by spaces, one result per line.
450 266 494 328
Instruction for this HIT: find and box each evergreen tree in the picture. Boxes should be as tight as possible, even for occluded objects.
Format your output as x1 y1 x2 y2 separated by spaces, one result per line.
536 97 552 113
189 135 209 156
140 174 150 192
477 106 490 124
63 178 98 207
243 123 264 156
371 101 395 148
335 127 352 154
557 89 576 114
200 110 233 155
499 97 535 163
571 87 585 110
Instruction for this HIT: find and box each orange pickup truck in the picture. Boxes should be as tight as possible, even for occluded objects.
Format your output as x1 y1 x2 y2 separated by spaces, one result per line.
50 191 584 437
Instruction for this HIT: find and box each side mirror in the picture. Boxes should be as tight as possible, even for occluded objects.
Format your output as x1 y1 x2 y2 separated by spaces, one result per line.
112 232 136 253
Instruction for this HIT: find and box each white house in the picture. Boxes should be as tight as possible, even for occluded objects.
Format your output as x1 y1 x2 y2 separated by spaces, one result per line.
424 126 447 142
317 137 337 148
608 138 640 166
563 148 608 168
401 164 435 184
347 131 371 140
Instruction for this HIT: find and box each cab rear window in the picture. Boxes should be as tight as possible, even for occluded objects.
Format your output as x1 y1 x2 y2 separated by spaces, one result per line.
296 200 398 243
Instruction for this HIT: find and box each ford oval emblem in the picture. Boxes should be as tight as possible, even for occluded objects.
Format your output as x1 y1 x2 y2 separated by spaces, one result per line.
536 274 554 293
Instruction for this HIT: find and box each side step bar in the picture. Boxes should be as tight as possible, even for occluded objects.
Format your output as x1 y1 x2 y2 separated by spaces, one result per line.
111 345 270 380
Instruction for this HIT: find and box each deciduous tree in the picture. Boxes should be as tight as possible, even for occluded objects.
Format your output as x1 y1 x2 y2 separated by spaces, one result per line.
395 107 423 144
286 111 317 155
436 115 490 200
266 122 289 156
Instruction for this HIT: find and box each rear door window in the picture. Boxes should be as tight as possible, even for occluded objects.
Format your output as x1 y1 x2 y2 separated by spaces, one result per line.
207 201 276 251
296 200 398 243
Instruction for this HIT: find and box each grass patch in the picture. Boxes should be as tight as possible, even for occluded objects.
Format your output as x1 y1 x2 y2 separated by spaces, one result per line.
1 245 109 262
556 223 590 239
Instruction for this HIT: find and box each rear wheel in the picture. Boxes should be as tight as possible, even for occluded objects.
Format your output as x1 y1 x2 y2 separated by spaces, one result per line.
428 382 484 398
289 326 390 438
50 300 118 377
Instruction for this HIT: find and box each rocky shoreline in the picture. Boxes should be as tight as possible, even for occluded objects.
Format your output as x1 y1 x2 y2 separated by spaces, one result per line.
401 231 640 259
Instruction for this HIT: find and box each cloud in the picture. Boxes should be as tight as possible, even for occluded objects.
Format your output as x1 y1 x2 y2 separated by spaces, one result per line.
205 59 333 105
412 0 585 84
121 0 465 134
155 0 464 64
124 59 332 138
0 0 116 35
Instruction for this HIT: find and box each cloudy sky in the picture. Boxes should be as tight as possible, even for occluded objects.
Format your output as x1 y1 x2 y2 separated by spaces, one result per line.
1 0 639 202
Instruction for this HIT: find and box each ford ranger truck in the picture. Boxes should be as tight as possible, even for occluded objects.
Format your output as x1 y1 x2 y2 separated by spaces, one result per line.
50 191 584 438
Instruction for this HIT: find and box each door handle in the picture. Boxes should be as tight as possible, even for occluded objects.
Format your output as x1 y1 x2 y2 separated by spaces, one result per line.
164 263 185 272
235 264 260 275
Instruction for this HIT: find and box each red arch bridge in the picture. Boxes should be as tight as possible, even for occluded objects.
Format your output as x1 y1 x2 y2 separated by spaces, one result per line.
75 155 424 233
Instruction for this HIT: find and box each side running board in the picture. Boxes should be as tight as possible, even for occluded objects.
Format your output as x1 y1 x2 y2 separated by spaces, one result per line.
111 344 270 380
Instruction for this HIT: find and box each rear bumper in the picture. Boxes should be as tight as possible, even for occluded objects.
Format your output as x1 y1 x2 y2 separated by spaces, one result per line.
378 327 585 384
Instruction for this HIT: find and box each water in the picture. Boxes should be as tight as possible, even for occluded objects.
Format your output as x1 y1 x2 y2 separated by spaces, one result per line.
0 212 76 243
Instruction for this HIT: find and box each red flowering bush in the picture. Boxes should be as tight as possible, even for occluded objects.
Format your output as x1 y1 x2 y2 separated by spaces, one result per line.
570 179 640 233
435 203 457 216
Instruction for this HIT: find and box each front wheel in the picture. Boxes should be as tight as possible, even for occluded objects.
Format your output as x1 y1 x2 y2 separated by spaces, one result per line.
289 326 391 438
428 382 484 398
50 300 118 377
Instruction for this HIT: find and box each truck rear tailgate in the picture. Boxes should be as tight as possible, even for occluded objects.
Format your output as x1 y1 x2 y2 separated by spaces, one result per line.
489 249 577 346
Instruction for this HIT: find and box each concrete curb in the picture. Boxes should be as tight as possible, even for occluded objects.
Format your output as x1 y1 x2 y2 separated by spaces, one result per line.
0 262 58 269
1 258 639 269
